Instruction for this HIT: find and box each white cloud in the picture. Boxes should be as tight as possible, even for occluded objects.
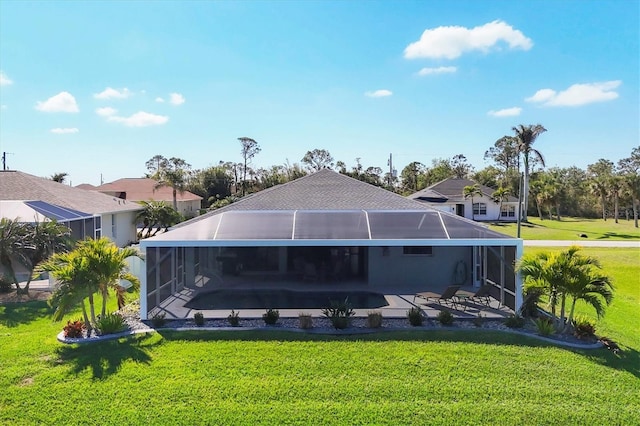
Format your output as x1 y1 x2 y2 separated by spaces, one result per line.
169 93 185 105
365 89 393 98
107 111 169 127
526 81 621 107
155 97 165 103
35 92 79 113
50 127 79 134
93 87 132 100
417 66 457 76
488 107 522 117
95 107 118 117
0 71 13 86
404 20 533 60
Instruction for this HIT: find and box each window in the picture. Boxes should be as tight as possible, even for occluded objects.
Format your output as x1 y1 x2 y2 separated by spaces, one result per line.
111 215 117 239
473 203 487 215
403 246 433 256
501 205 516 217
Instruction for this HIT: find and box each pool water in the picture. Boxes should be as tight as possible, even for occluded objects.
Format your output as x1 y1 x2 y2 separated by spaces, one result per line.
185 289 389 310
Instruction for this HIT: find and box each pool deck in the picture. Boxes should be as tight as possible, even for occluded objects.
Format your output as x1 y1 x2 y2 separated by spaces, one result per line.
152 279 513 321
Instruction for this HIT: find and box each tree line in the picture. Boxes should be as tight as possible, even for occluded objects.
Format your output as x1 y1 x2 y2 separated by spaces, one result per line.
143 128 640 226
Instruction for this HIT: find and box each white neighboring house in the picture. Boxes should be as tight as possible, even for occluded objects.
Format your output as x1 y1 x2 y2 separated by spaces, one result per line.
0 170 141 248
90 178 202 219
408 178 520 222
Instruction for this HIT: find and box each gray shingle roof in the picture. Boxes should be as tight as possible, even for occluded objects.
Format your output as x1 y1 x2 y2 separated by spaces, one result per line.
408 178 518 203
0 170 142 215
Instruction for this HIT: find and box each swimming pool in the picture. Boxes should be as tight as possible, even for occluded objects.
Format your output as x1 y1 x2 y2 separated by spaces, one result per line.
185 289 389 310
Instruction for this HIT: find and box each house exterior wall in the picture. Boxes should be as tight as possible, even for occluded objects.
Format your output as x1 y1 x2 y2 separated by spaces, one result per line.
177 200 201 218
367 245 472 289
423 197 519 222
101 211 138 247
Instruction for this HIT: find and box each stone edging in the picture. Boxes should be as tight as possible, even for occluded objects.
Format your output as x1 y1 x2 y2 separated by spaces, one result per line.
57 325 604 350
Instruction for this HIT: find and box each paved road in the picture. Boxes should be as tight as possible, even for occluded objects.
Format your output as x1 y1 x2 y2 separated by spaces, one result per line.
524 240 640 248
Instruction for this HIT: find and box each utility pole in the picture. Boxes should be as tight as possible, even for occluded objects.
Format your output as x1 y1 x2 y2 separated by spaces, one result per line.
2 152 14 170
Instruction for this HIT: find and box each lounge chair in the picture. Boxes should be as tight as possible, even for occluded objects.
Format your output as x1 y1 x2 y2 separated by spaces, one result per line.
468 284 493 306
413 285 462 309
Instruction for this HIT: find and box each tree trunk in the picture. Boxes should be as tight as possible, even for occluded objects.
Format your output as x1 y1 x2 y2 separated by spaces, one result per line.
88 293 97 333
634 197 639 228
81 301 91 336
523 169 529 222
566 299 578 332
470 197 474 220
601 194 607 221
173 188 178 211
555 201 561 221
559 293 567 331
614 193 619 224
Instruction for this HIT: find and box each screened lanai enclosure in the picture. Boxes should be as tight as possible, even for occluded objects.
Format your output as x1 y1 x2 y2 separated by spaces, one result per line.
140 208 522 319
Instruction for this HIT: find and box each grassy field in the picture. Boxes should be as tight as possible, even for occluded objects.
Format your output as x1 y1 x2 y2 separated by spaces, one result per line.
488 216 640 240
1 248 638 425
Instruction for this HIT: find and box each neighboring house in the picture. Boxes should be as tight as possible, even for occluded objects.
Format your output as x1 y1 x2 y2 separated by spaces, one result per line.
139 169 523 320
91 178 202 218
408 178 520 222
0 170 141 248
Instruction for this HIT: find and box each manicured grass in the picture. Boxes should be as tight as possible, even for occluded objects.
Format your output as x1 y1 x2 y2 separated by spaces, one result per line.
1 247 638 425
488 216 640 240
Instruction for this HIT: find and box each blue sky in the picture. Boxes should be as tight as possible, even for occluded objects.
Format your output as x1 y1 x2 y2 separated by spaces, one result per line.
0 0 638 185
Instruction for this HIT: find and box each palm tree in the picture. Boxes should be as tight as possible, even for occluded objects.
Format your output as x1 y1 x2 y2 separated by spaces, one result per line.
512 124 547 221
463 184 482 220
491 187 510 221
517 246 614 332
0 218 28 288
75 237 141 314
15 220 71 294
618 147 640 227
587 159 614 221
155 157 191 211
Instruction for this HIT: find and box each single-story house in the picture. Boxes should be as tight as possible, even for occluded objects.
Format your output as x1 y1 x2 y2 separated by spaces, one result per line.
139 170 523 319
408 178 520 222
91 178 202 218
0 170 141 247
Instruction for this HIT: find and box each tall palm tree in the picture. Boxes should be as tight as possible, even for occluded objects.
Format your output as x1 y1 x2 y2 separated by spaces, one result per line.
155 157 191 211
618 147 640 227
15 220 71 294
513 124 547 221
463 184 482 220
491 187 510 221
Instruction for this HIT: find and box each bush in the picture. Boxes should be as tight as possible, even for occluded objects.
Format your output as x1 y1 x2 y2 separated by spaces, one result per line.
407 307 424 326
366 311 383 328
322 298 355 330
0 276 12 293
298 313 313 329
150 312 166 328
472 313 484 327
520 287 544 318
193 311 205 326
227 310 240 327
96 312 127 335
572 316 596 339
263 308 280 325
63 319 85 338
437 310 454 326
533 317 555 336
504 314 525 328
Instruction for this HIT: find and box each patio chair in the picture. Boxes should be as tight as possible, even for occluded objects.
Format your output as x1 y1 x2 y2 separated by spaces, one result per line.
468 284 493 306
413 285 461 309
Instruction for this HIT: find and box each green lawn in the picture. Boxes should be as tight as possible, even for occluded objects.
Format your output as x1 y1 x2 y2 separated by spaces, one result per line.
488 216 640 240
1 248 638 425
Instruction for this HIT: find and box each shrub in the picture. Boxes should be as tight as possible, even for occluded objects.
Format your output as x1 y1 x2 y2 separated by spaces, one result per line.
533 317 555 336
472 313 484 327
437 310 454 326
407 307 423 326
150 312 166 328
63 319 85 338
263 308 280 325
0 276 12 293
572 316 596 339
298 313 313 329
504 314 525 328
95 312 127 335
366 311 383 328
193 311 205 326
322 298 355 330
227 310 240 327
